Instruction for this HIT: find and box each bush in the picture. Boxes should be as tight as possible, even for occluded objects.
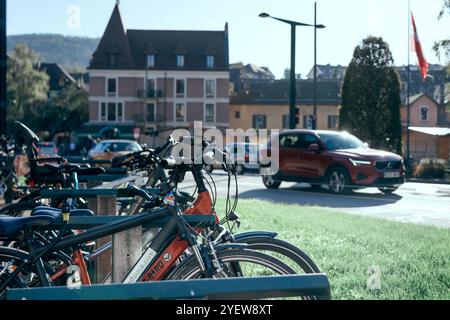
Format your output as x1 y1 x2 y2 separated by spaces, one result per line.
413 158 447 179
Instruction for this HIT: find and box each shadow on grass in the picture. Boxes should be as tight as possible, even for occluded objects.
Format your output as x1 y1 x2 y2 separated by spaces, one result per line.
238 185 402 209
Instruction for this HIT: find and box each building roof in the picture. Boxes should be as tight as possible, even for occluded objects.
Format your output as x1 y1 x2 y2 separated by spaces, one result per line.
409 126 450 136
402 92 439 106
39 63 76 91
230 79 341 105
89 4 229 71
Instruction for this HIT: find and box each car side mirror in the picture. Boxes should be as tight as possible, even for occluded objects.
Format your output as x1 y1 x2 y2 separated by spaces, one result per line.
105 148 111 153
308 143 321 153
363 143 369 148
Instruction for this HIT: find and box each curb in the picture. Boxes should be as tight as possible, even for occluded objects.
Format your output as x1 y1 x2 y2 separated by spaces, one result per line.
407 178 450 185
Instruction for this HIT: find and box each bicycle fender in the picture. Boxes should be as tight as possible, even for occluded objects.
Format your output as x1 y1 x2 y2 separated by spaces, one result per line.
233 231 278 242
213 243 248 251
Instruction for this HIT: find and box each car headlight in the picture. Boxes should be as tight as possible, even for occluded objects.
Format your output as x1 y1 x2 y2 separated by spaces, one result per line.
349 159 372 167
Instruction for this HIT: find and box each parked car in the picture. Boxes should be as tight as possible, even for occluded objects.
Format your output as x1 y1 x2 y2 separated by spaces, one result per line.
205 142 261 175
261 130 405 194
36 142 59 159
87 140 142 165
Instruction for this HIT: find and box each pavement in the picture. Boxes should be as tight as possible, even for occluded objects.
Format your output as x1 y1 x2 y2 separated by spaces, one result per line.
178 172 450 229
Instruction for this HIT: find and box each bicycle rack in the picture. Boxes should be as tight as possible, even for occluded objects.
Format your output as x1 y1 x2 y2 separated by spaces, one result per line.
6 274 331 300
29 189 332 301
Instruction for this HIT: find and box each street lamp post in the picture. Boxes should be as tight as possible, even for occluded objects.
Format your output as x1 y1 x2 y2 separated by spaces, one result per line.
259 12 325 130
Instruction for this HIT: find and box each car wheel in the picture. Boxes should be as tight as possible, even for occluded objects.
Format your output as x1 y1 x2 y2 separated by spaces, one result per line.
262 175 281 189
378 187 398 194
235 164 245 175
327 167 350 194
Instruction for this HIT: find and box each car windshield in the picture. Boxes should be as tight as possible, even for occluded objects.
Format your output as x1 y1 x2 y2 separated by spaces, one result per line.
96 142 141 152
318 132 367 150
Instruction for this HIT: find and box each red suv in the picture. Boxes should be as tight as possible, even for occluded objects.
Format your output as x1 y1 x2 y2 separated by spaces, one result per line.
261 130 405 194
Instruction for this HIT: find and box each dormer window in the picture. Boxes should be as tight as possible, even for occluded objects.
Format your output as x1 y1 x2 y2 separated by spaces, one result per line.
176 55 185 68
108 53 118 67
147 54 156 68
206 55 215 68
420 106 429 121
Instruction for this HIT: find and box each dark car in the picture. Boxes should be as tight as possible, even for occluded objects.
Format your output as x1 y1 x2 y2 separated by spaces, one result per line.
261 130 405 194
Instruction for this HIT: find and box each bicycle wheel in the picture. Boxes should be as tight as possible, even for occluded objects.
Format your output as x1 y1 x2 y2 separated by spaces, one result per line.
236 236 321 274
166 248 295 280
0 247 35 299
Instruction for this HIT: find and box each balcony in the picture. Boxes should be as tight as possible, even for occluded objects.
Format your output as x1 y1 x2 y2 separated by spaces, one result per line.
138 89 164 100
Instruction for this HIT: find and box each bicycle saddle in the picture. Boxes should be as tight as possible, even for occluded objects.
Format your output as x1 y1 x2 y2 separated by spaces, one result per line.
0 215 55 238
31 207 94 219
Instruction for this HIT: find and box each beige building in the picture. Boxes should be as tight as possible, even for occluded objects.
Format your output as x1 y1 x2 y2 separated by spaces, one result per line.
229 80 341 132
401 93 450 160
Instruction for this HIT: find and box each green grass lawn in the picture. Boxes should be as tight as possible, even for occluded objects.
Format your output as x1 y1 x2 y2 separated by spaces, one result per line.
216 199 450 300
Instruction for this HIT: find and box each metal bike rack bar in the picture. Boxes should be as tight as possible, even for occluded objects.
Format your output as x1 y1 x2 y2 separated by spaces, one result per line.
78 174 129 183
6 274 331 300
40 189 124 198
49 215 217 230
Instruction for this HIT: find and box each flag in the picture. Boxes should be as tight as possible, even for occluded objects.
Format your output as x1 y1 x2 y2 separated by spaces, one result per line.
411 13 429 81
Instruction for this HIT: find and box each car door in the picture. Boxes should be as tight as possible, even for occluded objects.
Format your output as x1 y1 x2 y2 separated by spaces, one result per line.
295 133 324 179
279 134 301 176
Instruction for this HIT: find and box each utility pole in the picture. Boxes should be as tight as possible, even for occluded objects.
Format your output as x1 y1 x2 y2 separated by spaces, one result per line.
313 2 318 130
0 0 6 135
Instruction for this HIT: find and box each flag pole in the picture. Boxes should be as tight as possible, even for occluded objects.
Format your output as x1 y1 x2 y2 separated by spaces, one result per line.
406 0 411 167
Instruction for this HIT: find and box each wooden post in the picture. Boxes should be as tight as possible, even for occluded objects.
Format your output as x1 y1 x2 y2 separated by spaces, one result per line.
95 196 116 284
112 227 142 283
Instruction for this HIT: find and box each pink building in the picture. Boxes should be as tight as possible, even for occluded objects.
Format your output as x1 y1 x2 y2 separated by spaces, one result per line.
81 3 230 145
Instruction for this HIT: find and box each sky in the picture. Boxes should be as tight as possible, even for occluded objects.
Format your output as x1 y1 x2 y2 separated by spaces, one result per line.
7 0 450 79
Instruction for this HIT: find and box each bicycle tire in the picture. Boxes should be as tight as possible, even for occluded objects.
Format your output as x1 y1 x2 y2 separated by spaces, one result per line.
0 247 33 299
166 248 296 280
237 236 321 274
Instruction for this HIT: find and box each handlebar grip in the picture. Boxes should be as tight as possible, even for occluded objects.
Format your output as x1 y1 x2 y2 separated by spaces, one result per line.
203 150 215 165
161 158 177 168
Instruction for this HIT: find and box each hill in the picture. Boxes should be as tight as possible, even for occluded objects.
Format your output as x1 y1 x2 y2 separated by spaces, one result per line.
7 34 100 70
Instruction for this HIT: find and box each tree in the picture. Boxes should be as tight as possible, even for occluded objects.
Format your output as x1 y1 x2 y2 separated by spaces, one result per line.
433 0 450 71
7 44 49 122
38 83 89 138
282 68 302 80
340 36 402 154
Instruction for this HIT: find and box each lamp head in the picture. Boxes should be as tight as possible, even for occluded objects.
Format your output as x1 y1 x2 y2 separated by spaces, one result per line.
316 24 326 29
259 13 270 18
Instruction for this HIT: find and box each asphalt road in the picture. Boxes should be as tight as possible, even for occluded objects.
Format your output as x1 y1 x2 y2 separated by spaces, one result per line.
179 171 450 229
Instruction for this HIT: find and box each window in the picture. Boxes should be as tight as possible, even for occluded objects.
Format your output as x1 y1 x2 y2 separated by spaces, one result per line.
280 134 300 148
206 55 214 68
176 55 185 67
117 103 123 121
107 54 117 67
147 55 155 68
176 79 185 97
100 102 123 122
205 104 215 123
147 79 156 97
175 103 185 122
147 103 156 122
206 79 216 98
303 115 314 129
282 115 290 129
235 111 241 119
252 115 267 129
100 103 107 121
107 79 117 96
298 134 320 149
328 115 338 129
107 103 116 121
420 106 429 121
